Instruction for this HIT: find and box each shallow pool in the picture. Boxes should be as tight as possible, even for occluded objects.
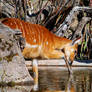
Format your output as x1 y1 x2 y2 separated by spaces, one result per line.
0 67 92 92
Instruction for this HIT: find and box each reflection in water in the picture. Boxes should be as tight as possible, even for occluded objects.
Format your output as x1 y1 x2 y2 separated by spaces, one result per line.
0 85 33 92
0 68 92 92
65 74 76 92
37 68 92 92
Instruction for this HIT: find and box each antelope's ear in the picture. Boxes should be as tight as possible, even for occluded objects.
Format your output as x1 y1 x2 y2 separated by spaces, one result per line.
71 37 82 45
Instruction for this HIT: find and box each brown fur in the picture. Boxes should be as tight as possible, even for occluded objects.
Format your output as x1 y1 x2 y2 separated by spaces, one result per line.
1 18 78 64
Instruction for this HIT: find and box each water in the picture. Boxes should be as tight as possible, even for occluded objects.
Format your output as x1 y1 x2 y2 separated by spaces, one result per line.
0 67 92 92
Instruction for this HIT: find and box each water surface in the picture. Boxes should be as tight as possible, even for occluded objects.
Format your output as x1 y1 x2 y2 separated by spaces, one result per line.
0 67 92 92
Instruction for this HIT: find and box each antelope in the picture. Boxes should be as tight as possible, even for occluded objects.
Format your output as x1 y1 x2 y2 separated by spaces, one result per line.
1 18 81 74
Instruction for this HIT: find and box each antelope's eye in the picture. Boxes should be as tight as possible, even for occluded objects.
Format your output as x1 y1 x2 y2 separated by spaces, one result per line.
75 50 77 54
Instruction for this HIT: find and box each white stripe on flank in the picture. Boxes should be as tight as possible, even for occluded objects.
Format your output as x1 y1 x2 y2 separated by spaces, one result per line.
20 21 25 37
14 21 18 29
10 23 13 25
33 39 36 43
26 43 39 48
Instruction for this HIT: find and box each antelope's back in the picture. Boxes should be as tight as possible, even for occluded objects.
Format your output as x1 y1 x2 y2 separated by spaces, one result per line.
1 18 57 58
2 18 54 46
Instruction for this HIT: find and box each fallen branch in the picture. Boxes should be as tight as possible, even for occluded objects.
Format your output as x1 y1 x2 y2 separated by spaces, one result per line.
55 6 92 37
72 17 91 40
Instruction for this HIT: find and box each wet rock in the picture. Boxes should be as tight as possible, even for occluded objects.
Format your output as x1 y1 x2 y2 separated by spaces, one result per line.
0 23 33 85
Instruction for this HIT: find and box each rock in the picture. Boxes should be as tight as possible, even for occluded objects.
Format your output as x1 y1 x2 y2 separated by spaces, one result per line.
0 23 33 85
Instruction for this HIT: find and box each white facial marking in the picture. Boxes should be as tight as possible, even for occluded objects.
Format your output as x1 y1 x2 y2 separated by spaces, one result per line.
66 51 70 56
73 38 81 45
26 43 38 48
71 48 74 52
74 39 81 44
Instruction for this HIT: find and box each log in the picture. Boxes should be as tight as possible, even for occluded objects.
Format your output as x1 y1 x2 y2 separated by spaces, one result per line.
72 17 91 39
25 59 92 70
55 6 92 37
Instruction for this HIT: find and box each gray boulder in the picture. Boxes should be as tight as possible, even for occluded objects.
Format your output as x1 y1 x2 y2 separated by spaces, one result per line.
0 23 33 85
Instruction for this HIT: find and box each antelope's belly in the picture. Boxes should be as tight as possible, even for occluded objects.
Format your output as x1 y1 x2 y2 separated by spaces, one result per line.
22 43 41 59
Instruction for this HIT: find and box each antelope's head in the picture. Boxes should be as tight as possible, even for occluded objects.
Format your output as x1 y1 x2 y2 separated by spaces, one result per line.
64 37 82 65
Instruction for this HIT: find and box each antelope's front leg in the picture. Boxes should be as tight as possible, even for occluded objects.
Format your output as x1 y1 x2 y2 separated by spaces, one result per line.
64 55 73 74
